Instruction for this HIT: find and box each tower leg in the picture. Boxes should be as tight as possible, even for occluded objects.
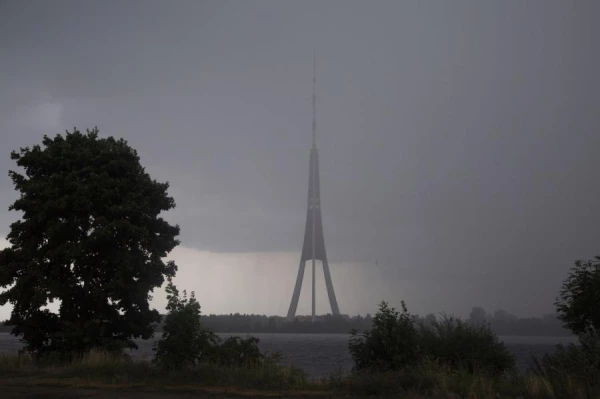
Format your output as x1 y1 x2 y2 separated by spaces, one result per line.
312 258 316 323
322 255 341 316
287 259 306 319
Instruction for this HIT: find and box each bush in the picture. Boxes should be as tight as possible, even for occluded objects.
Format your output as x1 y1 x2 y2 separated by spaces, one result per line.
153 278 218 370
208 336 269 368
348 301 515 376
348 301 420 372
153 279 277 371
419 314 516 374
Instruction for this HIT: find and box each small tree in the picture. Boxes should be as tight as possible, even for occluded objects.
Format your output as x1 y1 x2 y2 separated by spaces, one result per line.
0 128 179 357
555 257 600 336
153 278 218 370
348 301 420 372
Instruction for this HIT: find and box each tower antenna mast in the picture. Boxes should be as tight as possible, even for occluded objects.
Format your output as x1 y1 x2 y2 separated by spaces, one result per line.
312 49 317 149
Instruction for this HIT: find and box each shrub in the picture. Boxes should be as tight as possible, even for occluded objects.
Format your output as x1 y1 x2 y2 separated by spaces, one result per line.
348 301 420 372
418 314 516 374
153 279 278 371
348 301 515 376
208 336 271 368
153 278 218 370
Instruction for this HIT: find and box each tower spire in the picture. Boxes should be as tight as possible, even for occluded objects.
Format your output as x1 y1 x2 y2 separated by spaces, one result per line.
312 49 317 149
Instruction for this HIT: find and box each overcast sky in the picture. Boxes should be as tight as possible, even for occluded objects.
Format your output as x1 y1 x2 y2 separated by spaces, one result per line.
1 0 599 320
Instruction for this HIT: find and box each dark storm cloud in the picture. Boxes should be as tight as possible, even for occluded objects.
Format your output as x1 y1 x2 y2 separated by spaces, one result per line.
1 0 599 316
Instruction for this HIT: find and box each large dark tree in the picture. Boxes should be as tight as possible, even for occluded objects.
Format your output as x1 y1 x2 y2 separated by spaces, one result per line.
555 257 600 336
0 128 179 356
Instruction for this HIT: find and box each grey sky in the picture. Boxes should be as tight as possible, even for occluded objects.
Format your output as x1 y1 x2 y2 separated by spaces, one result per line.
1 0 599 319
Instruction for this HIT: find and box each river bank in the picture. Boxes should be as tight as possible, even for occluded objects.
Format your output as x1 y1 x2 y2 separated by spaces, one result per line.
0 349 576 398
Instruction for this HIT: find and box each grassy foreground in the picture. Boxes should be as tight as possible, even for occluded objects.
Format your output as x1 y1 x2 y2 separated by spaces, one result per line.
0 350 312 393
0 350 594 398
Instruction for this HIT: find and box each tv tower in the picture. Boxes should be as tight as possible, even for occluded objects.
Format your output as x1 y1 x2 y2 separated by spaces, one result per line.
287 53 341 322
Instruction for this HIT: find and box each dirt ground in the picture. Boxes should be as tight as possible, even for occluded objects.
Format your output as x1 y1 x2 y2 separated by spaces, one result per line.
0 384 334 399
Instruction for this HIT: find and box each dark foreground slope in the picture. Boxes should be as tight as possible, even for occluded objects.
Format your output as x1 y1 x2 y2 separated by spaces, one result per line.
0 384 331 399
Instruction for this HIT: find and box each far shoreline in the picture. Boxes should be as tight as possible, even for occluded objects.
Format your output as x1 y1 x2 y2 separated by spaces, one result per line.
0 330 576 339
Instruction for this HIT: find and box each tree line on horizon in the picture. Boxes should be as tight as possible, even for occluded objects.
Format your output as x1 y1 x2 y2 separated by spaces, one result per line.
0 307 572 336
143 307 571 336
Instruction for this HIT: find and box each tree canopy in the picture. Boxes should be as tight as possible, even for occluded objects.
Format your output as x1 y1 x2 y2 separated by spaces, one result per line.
0 128 179 357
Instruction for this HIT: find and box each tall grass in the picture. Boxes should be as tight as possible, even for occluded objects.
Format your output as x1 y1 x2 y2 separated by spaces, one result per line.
327 359 524 398
328 361 595 398
0 352 36 375
0 349 311 391
2 348 599 397
527 332 600 399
